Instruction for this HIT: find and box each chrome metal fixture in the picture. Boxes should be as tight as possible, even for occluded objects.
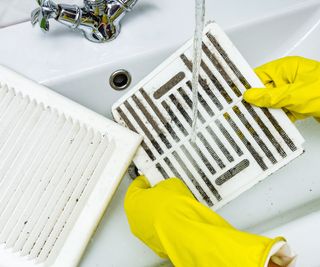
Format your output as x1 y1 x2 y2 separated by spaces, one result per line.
109 69 132 90
31 0 138 43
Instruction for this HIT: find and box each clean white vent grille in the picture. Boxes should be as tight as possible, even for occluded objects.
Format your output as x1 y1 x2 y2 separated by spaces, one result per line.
112 22 305 210
0 67 141 267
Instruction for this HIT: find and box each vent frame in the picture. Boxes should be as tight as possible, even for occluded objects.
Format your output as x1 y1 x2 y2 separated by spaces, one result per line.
0 65 142 267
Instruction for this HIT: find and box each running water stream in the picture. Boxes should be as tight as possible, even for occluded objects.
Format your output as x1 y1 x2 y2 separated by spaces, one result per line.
191 0 206 142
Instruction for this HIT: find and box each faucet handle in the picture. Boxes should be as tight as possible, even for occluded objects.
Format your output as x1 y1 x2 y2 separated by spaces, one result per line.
31 7 50 31
31 7 41 26
31 0 59 32
117 0 138 11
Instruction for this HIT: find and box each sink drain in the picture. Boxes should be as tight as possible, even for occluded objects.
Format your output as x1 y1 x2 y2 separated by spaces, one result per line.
109 69 132 91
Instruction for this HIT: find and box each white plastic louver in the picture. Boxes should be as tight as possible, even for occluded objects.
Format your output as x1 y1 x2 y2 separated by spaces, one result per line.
112 22 305 210
0 66 141 267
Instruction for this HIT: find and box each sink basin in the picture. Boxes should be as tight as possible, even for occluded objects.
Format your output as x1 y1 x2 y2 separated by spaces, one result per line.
220 0 320 229
0 0 320 266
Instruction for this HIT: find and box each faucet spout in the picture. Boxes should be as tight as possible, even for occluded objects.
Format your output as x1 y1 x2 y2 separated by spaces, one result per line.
31 0 138 43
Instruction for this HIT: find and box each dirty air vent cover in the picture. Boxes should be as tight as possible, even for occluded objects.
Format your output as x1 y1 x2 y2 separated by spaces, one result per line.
112 22 304 210
0 66 141 267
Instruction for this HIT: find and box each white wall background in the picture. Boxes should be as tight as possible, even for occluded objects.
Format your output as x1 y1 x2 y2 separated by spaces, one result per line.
0 0 36 28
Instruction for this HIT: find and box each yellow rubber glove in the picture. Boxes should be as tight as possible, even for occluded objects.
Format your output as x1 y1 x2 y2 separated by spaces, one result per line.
243 56 320 122
124 176 284 267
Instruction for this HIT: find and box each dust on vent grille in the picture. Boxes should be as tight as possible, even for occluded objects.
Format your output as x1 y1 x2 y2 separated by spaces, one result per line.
0 84 110 263
112 22 304 210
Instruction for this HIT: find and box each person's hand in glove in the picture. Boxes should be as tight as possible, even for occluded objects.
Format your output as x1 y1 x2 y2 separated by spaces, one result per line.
125 176 296 267
243 56 320 122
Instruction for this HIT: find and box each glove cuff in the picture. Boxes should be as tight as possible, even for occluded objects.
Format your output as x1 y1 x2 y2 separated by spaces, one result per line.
264 240 297 267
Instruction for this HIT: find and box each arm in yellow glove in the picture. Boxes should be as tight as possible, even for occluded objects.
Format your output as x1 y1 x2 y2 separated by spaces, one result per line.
124 176 296 267
243 56 320 122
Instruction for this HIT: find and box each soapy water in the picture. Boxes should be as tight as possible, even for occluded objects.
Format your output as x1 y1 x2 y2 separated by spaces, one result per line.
191 0 206 143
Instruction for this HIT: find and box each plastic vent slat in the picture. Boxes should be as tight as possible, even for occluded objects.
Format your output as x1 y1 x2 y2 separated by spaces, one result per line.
0 110 61 242
37 137 111 262
3 114 67 251
0 86 108 262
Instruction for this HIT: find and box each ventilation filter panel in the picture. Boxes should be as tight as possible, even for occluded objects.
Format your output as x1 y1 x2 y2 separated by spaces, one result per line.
112 22 304 210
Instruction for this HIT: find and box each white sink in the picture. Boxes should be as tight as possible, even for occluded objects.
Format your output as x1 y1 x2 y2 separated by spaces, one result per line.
1 0 320 266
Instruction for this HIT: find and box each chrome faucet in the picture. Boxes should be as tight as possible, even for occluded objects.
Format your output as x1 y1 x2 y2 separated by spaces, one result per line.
31 0 138 43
